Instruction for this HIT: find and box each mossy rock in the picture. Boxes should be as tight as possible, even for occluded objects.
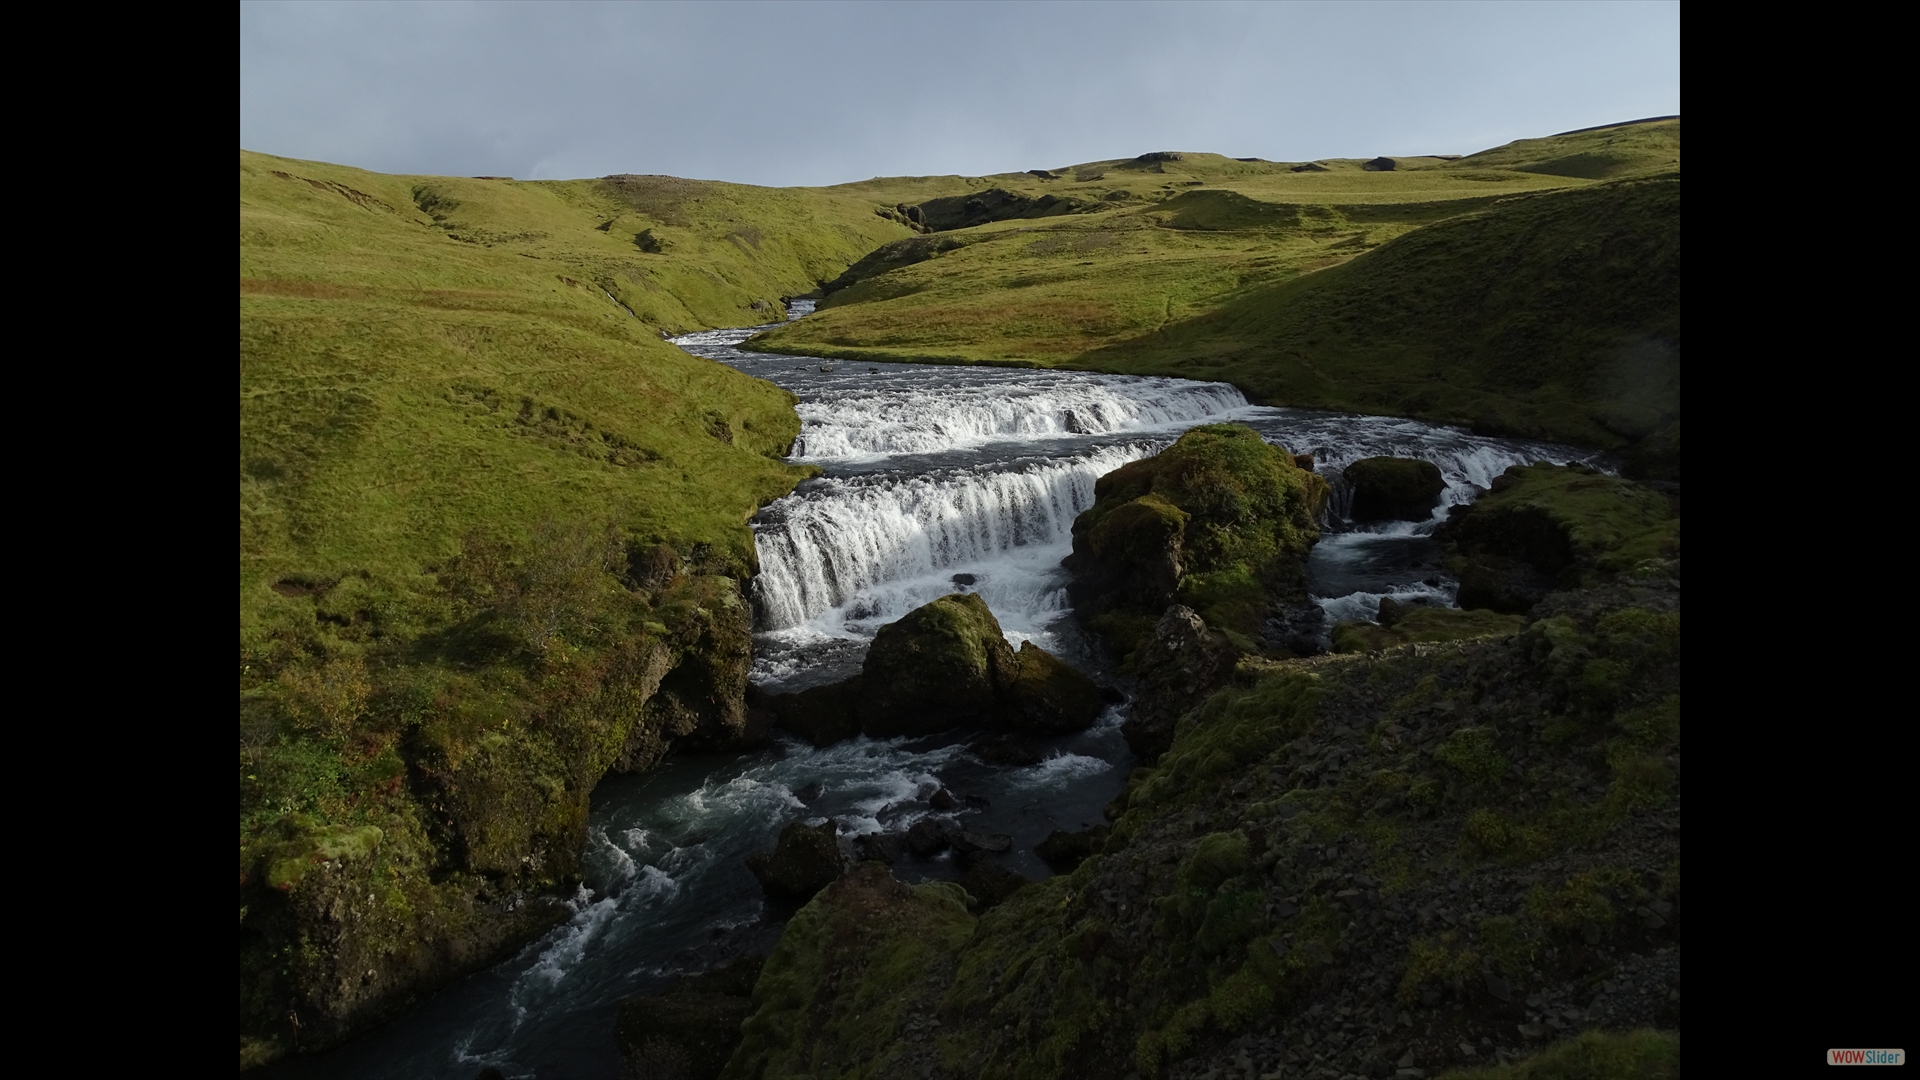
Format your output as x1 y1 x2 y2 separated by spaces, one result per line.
1344 456 1446 522
1123 605 1242 762
859 592 1015 736
1002 641 1105 733
1443 464 1679 613
745 820 845 904
723 862 976 1080
852 593 1102 738
1066 424 1327 654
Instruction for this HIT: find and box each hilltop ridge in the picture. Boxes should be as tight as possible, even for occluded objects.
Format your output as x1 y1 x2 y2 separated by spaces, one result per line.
752 118 1680 472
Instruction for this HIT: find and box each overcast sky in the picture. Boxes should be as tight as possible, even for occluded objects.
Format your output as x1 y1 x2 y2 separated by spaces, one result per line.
240 0 1678 187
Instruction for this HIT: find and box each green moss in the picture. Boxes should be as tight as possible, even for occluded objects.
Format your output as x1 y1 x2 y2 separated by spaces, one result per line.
724 865 977 1080
1435 726 1509 790
1476 915 1541 977
1440 1029 1679 1080
1398 931 1481 1004
1068 424 1327 655
1333 607 1525 653
1615 694 1680 748
239 145 919 1049
1526 867 1638 933
758 122 1681 455
1122 672 1320 820
1448 465 1679 595
1177 566 1270 639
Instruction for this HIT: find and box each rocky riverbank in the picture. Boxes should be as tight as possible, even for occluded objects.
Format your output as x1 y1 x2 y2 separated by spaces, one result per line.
240 539 769 1065
615 457 1682 1080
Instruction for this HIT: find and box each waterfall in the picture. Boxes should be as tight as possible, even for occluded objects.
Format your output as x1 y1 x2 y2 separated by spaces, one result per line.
791 375 1248 461
752 444 1154 632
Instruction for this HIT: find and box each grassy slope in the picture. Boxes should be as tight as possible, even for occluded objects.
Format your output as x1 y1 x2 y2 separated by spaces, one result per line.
750 120 1679 455
238 151 915 1060
241 151 915 606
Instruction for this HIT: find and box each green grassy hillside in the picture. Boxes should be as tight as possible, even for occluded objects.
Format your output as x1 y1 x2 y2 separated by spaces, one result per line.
1081 176 1680 455
749 120 1679 465
239 151 915 1063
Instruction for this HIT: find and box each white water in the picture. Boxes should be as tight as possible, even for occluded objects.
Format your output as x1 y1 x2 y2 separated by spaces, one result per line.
752 443 1151 634
786 375 1245 462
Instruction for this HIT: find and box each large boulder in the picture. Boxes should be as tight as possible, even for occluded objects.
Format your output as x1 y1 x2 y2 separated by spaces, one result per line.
1001 641 1108 732
762 595 1105 746
1344 456 1446 522
745 821 844 904
1441 463 1680 613
1066 424 1326 653
860 592 1015 736
858 593 1104 739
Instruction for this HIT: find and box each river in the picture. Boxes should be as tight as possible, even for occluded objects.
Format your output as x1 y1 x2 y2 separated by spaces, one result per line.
267 303 1601 1078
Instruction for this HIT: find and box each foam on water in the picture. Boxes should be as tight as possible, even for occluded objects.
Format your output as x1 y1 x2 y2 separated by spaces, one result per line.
751 444 1152 636
790 375 1246 461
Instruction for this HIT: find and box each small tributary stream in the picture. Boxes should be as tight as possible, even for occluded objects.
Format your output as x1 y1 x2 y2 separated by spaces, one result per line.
272 304 1602 1079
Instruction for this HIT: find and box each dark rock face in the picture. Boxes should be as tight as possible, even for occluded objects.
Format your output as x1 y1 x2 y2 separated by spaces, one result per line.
1344 456 1446 522
615 955 763 1080
952 830 1013 855
745 821 844 904
958 861 1031 911
1065 424 1326 652
760 678 863 747
854 832 904 864
1120 606 1241 763
1035 824 1110 873
969 731 1043 766
1377 595 1410 628
1363 156 1397 171
905 818 952 858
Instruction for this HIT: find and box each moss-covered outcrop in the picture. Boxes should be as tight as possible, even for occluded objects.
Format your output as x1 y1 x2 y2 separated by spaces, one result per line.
723 572 1682 1079
1442 1028 1679 1080
1120 605 1243 762
1441 464 1679 613
1331 605 1526 654
765 593 1105 743
1066 424 1328 656
617 955 765 1080
722 862 978 1080
1345 456 1447 522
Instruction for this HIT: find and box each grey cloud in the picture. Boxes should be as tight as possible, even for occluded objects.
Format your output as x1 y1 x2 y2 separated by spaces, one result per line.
240 0 1679 185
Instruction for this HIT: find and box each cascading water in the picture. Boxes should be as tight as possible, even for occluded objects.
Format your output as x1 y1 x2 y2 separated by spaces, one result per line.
271 302 1606 1079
